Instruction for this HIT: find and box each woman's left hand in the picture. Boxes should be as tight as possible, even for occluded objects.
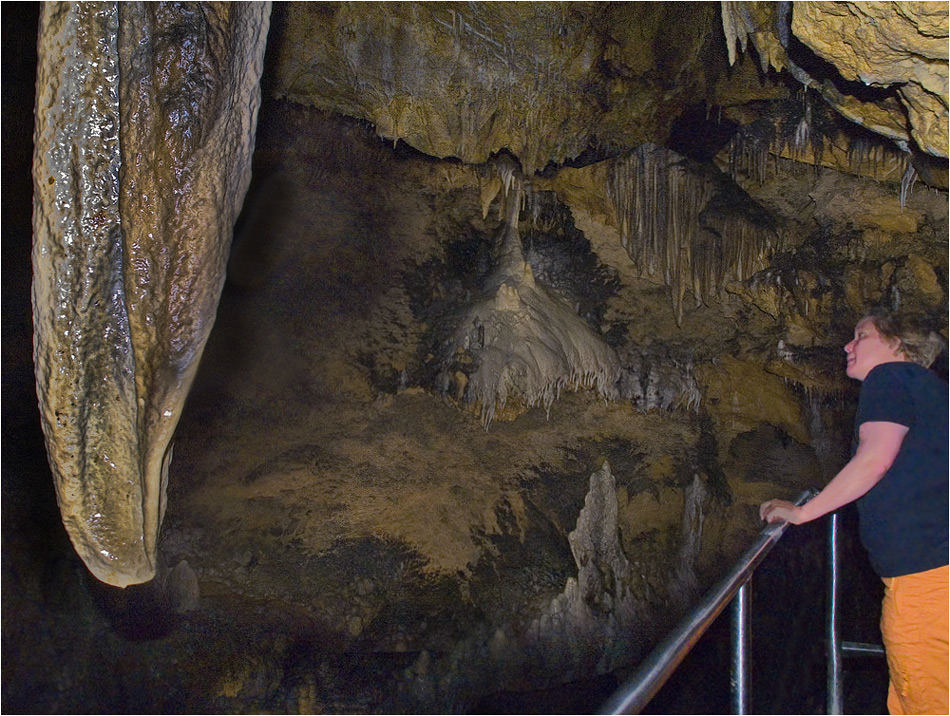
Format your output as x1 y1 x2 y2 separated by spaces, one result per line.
759 499 803 524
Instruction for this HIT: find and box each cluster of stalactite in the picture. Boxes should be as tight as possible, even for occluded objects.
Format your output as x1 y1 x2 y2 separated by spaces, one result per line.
607 143 777 322
728 92 912 196
729 117 775 185
523 183 564 233
773 92 827 164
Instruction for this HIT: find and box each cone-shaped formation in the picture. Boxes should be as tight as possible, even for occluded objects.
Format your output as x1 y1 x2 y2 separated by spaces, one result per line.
446 175 620 427
32 2 270 586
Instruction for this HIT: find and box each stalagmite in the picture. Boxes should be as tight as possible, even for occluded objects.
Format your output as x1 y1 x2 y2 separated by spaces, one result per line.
32 2 270 587
527 461 640 675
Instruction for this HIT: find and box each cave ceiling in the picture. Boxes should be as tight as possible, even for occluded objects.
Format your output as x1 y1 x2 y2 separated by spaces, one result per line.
268 1 949 171
17 3 949 708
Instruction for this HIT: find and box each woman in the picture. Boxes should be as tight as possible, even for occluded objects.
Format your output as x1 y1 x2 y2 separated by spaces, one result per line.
761 308 948 715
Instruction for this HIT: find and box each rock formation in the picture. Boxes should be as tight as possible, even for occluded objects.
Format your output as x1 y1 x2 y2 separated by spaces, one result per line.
442 164 620 426
9 1 947 712
32 2 270 585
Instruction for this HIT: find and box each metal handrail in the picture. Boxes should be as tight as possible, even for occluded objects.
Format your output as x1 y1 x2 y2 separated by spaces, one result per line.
600 489 817 715
827 510 886 714
827 512 843 714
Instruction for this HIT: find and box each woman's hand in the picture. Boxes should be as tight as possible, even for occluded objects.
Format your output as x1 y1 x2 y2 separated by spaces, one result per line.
759 499 803 524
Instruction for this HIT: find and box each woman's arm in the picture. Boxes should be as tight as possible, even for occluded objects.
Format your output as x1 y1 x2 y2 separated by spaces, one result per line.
760 420 909 525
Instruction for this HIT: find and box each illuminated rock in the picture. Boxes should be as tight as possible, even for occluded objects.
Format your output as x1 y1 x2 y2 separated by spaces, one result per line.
722 1 948 158
792 2 948 157
32 2 270 586
267 3 722 174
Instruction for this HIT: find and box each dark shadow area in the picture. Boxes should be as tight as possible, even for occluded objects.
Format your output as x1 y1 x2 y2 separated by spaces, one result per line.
473 508 887 715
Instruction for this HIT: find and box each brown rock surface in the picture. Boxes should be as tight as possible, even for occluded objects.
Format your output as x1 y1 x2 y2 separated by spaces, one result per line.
32 2 270 586
267 2 724 173
723 0 949 158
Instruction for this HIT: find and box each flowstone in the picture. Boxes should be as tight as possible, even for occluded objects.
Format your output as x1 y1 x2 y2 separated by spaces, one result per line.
443 172 620 426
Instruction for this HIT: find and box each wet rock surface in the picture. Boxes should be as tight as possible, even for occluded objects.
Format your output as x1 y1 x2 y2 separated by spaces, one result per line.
31 1 270 586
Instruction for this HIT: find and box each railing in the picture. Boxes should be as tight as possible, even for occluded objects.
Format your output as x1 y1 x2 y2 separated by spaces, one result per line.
826 512 886 715
600 493 887 714
599 489 816 715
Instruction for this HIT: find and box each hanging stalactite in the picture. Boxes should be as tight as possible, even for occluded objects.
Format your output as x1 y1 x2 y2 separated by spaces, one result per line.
727 92 912 189
607 143 777 323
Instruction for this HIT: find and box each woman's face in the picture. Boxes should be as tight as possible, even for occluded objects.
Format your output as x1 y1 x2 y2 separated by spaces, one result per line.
844 318 906 381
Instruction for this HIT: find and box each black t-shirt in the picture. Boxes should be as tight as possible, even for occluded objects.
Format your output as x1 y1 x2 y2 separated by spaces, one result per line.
854 361 949 577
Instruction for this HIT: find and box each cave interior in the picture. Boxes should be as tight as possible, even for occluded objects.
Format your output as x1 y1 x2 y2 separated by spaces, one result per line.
3 2 947 714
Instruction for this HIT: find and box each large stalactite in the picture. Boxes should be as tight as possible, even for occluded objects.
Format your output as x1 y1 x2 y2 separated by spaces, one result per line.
32 2 270 586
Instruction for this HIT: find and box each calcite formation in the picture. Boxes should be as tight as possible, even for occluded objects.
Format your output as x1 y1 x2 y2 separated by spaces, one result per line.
444 169 620 426
267 2 722 174
722 1 949 158
32 2 270 586
607 144 777 322
535 145 777 322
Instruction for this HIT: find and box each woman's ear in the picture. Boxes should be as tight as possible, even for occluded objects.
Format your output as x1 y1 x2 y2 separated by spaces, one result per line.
891 337 908 358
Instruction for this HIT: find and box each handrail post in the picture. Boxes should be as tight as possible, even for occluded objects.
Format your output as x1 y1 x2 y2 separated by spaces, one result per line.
826 512 842 714
731 583 749 714
600 489 816 714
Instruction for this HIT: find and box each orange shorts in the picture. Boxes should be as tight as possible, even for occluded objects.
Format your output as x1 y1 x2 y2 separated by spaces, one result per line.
880 564 949 715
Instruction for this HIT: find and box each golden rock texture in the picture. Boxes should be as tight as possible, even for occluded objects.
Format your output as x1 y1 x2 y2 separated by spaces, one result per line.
696 356 808 446
792 2 949 157
32 2 270 586
722 1 949 157
268 2 722 173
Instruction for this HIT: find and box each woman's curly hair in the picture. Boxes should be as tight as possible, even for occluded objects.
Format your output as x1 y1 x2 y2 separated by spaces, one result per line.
862 307 948 368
